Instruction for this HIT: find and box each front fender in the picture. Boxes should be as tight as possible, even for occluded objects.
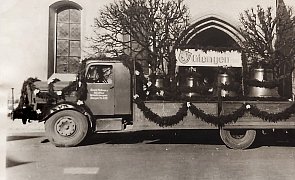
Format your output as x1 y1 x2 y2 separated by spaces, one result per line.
41 102 94 130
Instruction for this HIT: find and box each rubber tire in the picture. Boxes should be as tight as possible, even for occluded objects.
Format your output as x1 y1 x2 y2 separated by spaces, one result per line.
220 129 256 150
45 110 89 147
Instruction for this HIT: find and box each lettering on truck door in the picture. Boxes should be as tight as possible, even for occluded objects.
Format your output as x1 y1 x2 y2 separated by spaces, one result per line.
85 64 115 115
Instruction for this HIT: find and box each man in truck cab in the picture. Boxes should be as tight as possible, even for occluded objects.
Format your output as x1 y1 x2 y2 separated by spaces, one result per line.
86 65 113 84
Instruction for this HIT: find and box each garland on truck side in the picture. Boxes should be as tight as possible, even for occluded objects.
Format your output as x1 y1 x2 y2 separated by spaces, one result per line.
133 96 188 127
248 103 295 122
133 95 295 127
188 103 246 127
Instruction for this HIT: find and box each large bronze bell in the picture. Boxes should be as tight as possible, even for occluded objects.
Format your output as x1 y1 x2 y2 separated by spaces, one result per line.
178 67 202 97
215 73 237 97
248 68 279 97
186 77 194 87
185 77 199 97
178 76 201 97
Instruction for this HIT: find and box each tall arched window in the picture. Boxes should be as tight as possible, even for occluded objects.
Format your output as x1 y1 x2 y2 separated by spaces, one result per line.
56 7 81 73
48 1 82 78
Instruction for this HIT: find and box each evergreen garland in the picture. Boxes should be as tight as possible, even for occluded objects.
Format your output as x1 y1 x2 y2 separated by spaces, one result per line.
189 103 247 127
134 97 188 127
76 77 88 101
17 77 40 109
37 78 61 103
134 96 295 127
178 45 241 53
220 83 242 92
61 81 78 97
178 85 211 94
249 103 295 122
245 79 279 89
17 76 88 109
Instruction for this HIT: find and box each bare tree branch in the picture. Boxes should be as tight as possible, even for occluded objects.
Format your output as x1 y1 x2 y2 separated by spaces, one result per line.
88 0 189 76
240 5 295 78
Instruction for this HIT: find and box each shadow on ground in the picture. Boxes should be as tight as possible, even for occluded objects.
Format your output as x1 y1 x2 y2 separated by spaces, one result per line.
81 129 295 149
252 130 295 148
7 136 43 141
82 129 223 146
9 129 295 149
6 158 32 168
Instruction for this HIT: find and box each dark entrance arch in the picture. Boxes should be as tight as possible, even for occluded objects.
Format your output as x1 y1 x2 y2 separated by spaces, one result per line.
176 15 244 48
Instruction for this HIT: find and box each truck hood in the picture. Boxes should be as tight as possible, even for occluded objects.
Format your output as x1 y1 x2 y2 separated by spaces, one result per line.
34 80 74 91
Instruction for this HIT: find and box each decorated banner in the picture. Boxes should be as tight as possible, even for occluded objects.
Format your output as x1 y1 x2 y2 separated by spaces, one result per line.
175 49 242 67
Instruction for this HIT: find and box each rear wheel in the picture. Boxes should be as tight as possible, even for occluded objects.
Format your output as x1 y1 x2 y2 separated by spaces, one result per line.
220 129 256 150
45 110 89 147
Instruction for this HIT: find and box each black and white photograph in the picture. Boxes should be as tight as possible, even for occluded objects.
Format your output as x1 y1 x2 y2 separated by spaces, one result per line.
1 0 295 179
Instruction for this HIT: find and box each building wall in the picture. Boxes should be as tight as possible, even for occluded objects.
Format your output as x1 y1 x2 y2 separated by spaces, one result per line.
1 0 294 114
187 0 274 26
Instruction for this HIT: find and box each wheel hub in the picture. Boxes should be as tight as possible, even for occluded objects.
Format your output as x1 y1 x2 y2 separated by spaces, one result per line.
230 130 246 139
56 116 76 136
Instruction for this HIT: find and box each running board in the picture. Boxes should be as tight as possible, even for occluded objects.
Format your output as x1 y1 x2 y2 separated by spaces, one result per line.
95 118 123 131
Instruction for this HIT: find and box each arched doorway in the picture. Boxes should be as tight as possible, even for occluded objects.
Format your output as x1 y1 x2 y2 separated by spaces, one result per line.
187 28 238 49
176 15 243 48
175 15 244 98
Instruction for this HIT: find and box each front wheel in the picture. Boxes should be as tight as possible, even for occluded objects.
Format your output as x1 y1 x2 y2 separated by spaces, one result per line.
45 110 89 147
220 129 256 150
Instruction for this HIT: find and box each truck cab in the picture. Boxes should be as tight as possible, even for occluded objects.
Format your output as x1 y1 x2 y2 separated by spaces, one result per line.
84 60 131 116
12 58 132 147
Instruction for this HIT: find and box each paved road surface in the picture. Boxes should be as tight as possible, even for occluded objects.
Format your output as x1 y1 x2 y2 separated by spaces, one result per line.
6 126 295 180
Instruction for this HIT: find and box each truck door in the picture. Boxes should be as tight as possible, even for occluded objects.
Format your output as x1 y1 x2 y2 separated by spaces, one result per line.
85 64 115 115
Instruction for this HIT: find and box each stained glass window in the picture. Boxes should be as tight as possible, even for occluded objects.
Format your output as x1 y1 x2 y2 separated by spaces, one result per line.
56 8 81 74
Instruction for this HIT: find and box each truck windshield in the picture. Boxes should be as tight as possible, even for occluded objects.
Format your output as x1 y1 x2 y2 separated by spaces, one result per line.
86 65 113 84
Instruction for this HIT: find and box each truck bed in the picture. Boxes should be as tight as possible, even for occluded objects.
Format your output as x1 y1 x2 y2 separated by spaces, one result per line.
133 101 295 130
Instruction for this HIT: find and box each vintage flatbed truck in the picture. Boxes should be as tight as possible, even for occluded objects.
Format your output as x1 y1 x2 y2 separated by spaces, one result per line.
12 58 295 149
